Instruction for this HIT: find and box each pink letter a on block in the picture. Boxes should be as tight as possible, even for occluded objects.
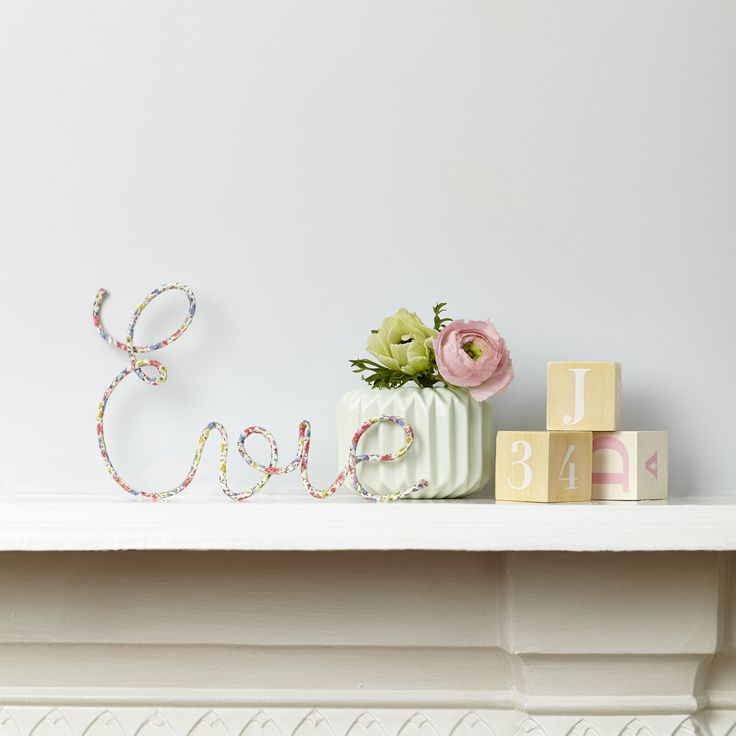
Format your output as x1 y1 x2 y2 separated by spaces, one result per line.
592 436 630 493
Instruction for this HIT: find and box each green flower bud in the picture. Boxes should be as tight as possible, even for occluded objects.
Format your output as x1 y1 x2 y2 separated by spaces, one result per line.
366 308 438 376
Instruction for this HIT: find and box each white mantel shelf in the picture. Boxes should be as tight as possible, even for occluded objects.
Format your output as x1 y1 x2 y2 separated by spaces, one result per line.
1 493 735 552
2 495 736 730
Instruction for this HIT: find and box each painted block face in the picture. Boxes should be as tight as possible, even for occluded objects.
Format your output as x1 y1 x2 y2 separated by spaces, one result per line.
495 431 592 503
547 361 621 431
591 431 668 500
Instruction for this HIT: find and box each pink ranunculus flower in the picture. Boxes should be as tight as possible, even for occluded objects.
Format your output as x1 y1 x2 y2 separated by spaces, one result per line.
433 320 514 401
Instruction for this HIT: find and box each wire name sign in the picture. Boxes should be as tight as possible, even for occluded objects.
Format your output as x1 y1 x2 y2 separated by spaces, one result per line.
93 283 427 502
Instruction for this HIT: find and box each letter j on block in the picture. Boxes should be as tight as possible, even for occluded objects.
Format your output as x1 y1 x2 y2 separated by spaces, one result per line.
546 361 621 431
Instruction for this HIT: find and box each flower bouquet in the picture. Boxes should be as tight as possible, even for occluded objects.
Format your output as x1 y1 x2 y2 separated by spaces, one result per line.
337 304 514 499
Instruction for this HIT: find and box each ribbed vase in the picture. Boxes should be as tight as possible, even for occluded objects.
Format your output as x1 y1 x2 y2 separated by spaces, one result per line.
336 386 492 499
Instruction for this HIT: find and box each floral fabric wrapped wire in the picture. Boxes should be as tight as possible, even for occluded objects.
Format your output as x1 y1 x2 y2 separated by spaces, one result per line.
94 283 428 502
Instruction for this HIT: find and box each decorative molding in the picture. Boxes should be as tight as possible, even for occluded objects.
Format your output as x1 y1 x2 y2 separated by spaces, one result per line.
449 713 494 736
671 719 706 736
346 714 385 736
293 712 334 736
515 719 547 736
30 712 72 736
84 712 125 736
240 713 281 736
0 709 732 736
396 715 438 736
136 713 177 736
618 719 656 736
189 714 229 736
0 710 20 736
567 720 603 736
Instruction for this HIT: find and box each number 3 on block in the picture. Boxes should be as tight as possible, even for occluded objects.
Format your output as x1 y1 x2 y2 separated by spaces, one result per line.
495 431 592 503
509 440 533 491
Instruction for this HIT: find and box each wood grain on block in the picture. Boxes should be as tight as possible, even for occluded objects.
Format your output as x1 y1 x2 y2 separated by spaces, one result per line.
546 361 621 431
495 431 592 503
592 431 668 500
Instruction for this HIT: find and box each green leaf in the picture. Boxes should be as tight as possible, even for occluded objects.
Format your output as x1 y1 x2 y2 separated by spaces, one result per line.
432 302 452 331
349 358 444 390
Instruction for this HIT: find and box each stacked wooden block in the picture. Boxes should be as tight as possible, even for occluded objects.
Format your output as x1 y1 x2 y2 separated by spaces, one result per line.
495 362 668 502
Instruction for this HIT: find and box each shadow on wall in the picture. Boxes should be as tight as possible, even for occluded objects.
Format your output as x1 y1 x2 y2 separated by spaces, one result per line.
623 386 689 493
492 387 547 433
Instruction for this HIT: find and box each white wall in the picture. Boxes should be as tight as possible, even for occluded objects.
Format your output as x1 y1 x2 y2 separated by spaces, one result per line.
0 1 734 497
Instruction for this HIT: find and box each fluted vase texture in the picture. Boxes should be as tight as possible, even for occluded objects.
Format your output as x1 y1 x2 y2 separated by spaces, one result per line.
336 386 492 499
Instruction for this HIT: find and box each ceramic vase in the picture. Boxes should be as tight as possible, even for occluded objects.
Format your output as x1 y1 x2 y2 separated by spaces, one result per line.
336 386 492 499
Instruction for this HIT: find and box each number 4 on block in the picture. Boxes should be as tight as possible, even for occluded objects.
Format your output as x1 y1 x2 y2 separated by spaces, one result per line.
495 431 592 503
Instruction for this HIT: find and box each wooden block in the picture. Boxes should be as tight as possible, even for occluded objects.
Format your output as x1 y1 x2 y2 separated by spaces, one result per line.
547 361 621 431
495 431 592 503
592 431 668 500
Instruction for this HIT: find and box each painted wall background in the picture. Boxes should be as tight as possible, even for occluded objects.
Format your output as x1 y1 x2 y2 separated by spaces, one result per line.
1 1 734 497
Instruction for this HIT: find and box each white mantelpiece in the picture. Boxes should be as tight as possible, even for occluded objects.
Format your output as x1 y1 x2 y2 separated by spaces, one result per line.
0 496 734 736
0 495 734 551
